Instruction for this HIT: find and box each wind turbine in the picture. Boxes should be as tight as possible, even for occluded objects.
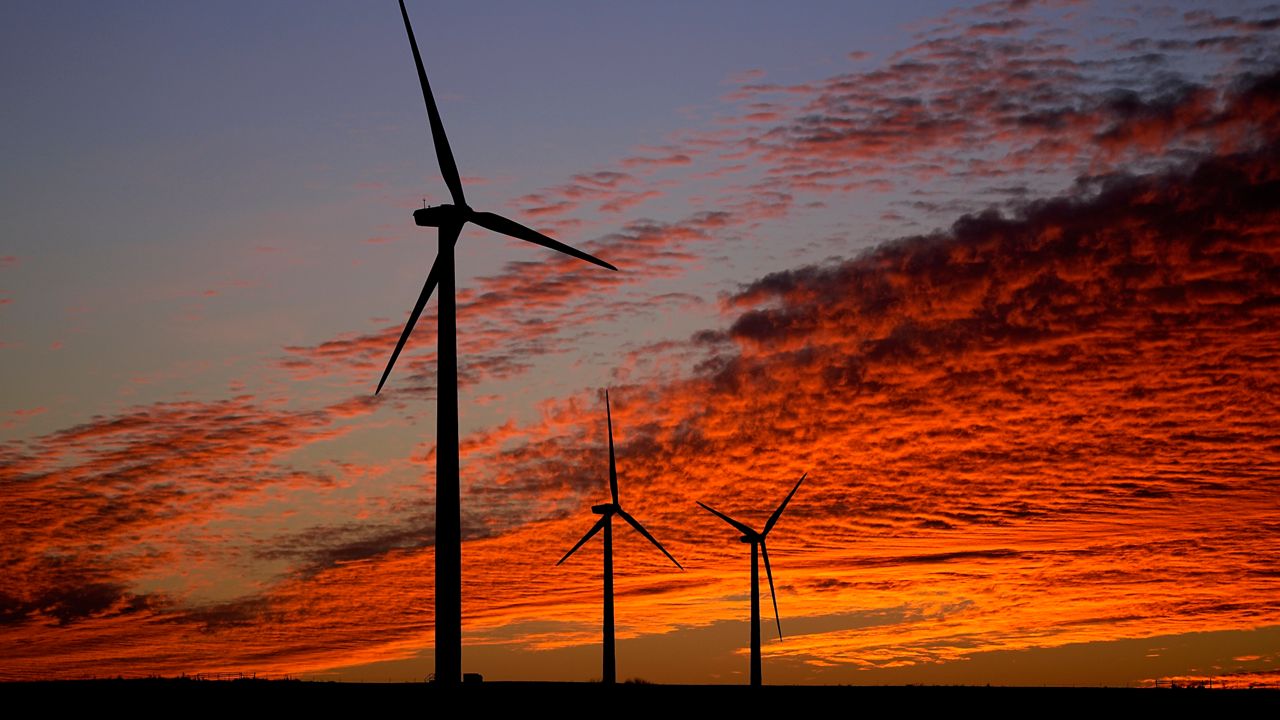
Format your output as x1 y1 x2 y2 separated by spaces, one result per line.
380 1 618 685
698 473 806 687
557 391 683 684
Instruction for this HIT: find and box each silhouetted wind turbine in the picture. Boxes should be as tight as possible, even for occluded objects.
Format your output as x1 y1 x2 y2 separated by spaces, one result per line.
698 473 806 687
381 1 618 685
557 391 682 684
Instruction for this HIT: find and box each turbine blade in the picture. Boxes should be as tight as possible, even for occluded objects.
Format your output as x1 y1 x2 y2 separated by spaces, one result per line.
398 0 466 207
617 509 682 570
375 222 462 394
556 516 607 566
761 540 782 640
375 256 439 395
606 390 618 505
470 211 617 272
697 501 755 537
764 472 807 536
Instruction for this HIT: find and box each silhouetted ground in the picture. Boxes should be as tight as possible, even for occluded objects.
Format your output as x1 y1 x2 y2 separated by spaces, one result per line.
3 679 1277 713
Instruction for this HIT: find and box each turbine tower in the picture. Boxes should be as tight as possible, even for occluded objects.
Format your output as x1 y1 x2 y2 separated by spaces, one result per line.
557 391 683 684
698 473 806 687
380 1 618 684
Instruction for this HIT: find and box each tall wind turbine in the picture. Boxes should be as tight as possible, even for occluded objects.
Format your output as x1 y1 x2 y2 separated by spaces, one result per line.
557 391 683 684
698 473 806 687
380 1 618 685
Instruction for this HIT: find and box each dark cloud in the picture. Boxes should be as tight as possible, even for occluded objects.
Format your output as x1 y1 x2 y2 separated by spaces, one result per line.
0 583 145 627
1184 9 1280 32
0 394 376 631
705 0 1280 226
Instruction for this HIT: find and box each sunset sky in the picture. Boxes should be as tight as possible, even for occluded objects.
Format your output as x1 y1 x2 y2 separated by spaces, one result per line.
2 0 1278 685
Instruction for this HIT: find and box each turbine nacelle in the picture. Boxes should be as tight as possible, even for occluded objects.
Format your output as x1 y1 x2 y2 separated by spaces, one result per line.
413 204 469 227
592 502 618 515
